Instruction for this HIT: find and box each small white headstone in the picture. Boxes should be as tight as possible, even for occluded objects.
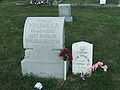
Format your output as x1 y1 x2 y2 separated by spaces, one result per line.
21 17 69 79
72 41 93 74
100 0 106 4
118 1 120 7
58 4 73 22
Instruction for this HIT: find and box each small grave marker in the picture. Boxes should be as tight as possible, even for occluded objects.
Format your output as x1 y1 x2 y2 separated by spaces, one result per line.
118 1 120 7
58 4 73 22
72 41 93 74
100 0 106 5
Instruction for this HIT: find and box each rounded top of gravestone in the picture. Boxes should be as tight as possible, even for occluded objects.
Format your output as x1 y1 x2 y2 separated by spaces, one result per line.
23 17 65 49
72 41 93 46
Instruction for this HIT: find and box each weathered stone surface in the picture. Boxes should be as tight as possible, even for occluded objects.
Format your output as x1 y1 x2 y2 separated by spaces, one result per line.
23 17 65 49
21 17 69 79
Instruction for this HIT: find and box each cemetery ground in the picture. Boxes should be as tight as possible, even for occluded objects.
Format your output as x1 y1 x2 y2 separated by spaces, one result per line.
0 1 120 90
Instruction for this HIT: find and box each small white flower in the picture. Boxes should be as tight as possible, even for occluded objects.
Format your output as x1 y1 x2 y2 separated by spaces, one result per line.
34 82 43 90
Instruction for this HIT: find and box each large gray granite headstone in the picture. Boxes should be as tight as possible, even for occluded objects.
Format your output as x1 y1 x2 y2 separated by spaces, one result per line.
72 41 93 74
58 4 73 22
21 17 69 79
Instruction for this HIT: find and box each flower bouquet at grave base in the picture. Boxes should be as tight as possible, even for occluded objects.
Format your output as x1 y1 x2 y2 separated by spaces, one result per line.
80 61 108 80
59 48 73 62
29 0 49 5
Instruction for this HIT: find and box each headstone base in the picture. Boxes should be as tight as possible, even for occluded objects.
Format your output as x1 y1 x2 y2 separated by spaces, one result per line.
21 59 69 79
65 16 73 22
118 4 120 7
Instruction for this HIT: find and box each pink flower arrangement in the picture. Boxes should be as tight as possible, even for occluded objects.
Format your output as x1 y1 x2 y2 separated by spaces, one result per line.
97 61 104 66
80 61 108 80
59 48 73 61
101 65 108 72
88 61 108 76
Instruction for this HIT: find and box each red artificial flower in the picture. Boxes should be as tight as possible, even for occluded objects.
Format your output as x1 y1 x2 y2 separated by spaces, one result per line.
68 52 73 61
59 50 65 56
82 77 85 80
63 48 69 53
59 48 73 61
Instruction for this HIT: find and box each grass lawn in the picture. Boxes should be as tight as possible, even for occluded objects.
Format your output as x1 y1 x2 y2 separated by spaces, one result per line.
62 0 119 4
0 0 26 3
0 0 120 90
